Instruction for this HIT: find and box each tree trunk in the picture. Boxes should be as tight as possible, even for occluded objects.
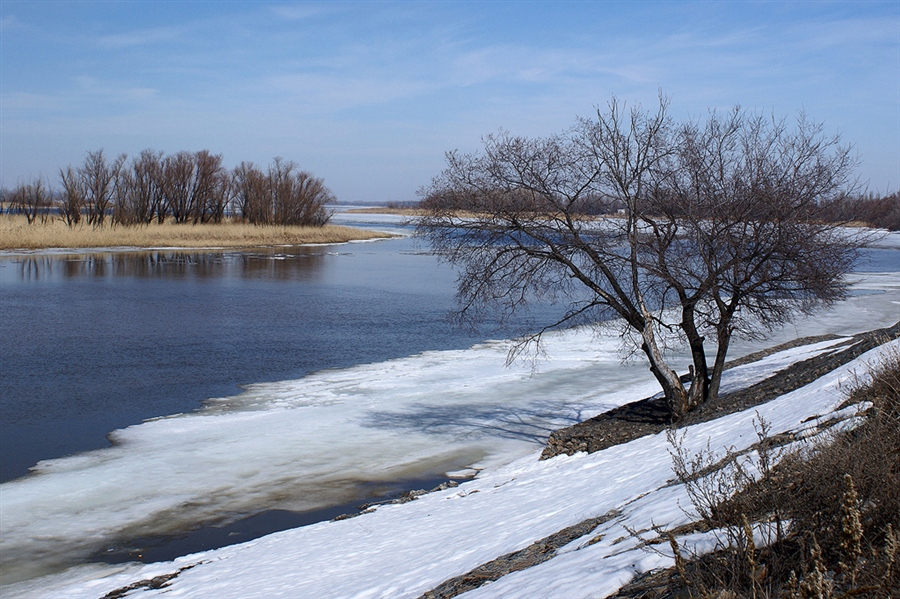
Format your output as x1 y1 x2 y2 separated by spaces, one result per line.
680 304 710 407
639 322 690 419
708 323 733 401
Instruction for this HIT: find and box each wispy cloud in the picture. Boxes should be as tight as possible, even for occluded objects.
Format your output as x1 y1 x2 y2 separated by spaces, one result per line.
97 25 183 49
266 71 434 110
790 14 900 50
0 15 24 31
1 91 66 112
73 76 160 102
269 4 335 21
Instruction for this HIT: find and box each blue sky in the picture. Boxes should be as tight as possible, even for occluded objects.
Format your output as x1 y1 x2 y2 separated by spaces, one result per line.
2 1 898 203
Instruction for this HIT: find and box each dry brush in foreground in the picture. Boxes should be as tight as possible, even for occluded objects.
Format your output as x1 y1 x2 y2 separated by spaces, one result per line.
646 346 900 599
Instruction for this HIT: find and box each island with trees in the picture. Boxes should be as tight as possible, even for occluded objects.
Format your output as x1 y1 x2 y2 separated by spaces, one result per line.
1 150 391 250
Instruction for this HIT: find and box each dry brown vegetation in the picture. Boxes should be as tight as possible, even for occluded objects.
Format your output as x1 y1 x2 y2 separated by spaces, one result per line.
658 346 900 598
821 192 900 232
0 214 392 251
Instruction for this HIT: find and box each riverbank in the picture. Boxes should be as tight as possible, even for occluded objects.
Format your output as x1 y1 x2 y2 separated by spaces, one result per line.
423 323 900 598
542 322 900 459
0 215 394 251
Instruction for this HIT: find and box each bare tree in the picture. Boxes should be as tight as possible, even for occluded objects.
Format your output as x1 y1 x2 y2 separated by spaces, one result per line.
270 158 334 226
206 165 232 225
11 178 53 224
58 166 85 227
417 97 862 418
269 157 297 225
15 149 335 229
232 162 270 223
114 149 165 226
642 109 862 402
161 151 195 224
159 150 227 224
190 150 227 224
232 158 334 226
289 170 334 226
79 149 126 227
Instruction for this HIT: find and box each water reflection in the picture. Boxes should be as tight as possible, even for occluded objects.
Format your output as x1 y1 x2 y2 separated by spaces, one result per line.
12 247 328 282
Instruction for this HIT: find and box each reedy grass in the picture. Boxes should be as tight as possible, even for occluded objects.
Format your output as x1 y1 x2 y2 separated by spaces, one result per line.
0 214 394 251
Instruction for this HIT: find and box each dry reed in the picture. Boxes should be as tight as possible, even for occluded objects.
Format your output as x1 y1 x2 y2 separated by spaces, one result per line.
0 215 393 251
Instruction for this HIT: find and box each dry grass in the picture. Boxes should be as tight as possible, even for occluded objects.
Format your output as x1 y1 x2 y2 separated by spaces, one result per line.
0 215 394 251
662 345 900 598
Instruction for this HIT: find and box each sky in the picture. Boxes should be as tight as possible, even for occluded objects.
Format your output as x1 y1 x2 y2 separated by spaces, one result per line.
1 1 898 204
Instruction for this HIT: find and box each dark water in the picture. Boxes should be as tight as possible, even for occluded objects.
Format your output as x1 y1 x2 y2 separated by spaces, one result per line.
0 235 506 483
852 246 900 272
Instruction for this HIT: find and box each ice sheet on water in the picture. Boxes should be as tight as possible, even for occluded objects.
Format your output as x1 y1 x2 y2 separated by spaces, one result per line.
0 272 898 588
0 323 666 584
864 228 900 248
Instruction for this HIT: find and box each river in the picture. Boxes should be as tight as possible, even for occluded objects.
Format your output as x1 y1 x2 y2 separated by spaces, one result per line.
0 213 897 585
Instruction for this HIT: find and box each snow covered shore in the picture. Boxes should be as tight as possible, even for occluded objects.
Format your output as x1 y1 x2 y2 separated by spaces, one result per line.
5 328 899 598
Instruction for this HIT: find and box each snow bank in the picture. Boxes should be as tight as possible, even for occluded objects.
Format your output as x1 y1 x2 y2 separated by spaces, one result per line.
0 324 670 585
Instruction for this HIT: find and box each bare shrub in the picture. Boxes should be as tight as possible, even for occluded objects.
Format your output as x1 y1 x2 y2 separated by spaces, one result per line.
662 346 900 597
667 418 789 596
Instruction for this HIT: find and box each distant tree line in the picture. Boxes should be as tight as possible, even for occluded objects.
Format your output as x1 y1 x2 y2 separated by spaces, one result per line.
425 185 899 231
3 149 335 227
818 191 900 231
